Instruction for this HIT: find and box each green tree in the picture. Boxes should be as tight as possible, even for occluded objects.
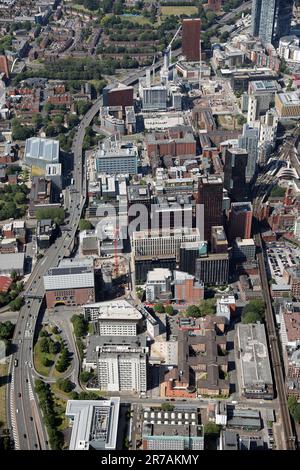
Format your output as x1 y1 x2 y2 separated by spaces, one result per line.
293 405 300 423
237 115 247 126
14 192 27 205
39 330 49 338
79 219 93 231
154 304 165 313
185 305 200 317
204 422 221 435
80 371 92 383
198 298 216 316
242 300 265 324
35 207 65 225
161 402 174 412
51 325 59 335
57 378 73 393
41 356 52 367
270 185 286 198
242 311 261 324
9 297 23 311
71 314 88 338
55 347 69 373
40 337 50 353
49 340 61 355
165 305 174 315
288 396 298 416
68 114 79 129
32 113 44 131
10 271 18 282
0 321 15 340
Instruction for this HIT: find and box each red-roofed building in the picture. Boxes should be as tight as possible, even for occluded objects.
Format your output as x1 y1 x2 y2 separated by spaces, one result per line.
0 276 12 293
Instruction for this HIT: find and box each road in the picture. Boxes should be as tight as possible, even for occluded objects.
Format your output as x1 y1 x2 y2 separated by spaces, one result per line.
218 1 252 24
7 55 171 450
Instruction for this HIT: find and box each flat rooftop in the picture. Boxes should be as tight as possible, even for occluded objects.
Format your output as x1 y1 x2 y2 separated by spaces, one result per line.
65 398 120 451
83 300 142 321
277 92 300 106
237 323 273 387
25 137 59 162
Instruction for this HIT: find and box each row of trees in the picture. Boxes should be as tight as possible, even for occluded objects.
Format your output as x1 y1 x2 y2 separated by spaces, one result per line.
184 299 216 318
79 219 93 231
35 207 65 226
288 396 300 424
55 346 71 373
71 314 88 338
34 380 64 449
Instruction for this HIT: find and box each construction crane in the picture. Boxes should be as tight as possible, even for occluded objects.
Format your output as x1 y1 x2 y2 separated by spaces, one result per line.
166 24 182 65
161 25 182 85
114 226 119 279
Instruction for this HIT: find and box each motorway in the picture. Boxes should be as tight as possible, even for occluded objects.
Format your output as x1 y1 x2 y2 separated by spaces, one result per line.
7 87 89 450
7 56 171 450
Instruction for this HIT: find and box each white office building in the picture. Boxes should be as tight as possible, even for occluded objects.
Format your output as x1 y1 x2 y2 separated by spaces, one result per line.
146 268 173 303
83 300 142 337
96 337 148 393
132 227 201 261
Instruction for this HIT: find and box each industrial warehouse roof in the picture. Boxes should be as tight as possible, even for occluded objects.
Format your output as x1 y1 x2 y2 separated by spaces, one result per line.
0 253 25 273
236 323 273 387
25 137 59 163
44 258 94 290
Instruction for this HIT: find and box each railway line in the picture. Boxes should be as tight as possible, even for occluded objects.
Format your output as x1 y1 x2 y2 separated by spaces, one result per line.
254 232 296 450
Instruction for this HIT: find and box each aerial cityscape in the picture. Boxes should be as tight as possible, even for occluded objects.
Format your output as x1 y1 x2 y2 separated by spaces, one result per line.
1 0 300 454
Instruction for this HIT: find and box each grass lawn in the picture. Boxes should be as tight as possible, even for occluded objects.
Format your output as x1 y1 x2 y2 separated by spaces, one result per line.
72 4 92 14
161 6 198 16
33 341 56 377
0 363 8 428
121 15 152 25
51 383 72 402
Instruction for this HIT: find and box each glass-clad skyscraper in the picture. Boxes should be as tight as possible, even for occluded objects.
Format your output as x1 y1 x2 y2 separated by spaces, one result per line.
251 0 293 45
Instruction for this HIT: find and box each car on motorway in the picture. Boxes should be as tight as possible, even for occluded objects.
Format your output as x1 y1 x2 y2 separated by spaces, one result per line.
16 409 19 413
18 392 21 397
24 434 27 439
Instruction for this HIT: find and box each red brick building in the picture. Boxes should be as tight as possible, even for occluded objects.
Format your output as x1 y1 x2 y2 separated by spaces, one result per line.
146 127 196 161
103 83 134 109
43 259 95 308
228 202 253 242
182 19 201 62
207 0 222 12
173 271 204 304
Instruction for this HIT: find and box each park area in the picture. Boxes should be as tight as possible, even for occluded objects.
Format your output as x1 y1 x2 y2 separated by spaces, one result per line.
33 325 72 379
160 6 198 17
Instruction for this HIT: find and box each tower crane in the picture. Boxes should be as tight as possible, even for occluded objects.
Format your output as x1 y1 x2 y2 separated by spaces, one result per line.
161 25 182 84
